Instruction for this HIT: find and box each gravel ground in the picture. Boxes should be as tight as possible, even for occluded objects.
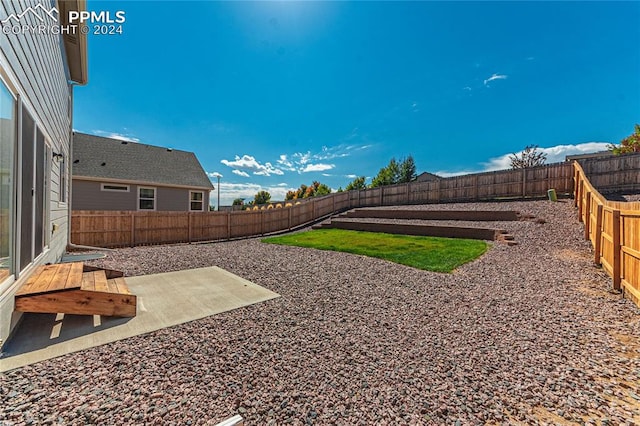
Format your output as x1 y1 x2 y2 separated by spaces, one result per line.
2 200 640 425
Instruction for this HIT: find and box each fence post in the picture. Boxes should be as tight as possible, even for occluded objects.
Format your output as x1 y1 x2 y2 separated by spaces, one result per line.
546 165 550 193
260 210 264 236
594 204 603 265
522 168 526 198
584 191 591 241
612 209 621 291
130 212 135 247
380 187 384 206
312 199 317 219
436 179 441 203
227 211 231 240
573 166 579 207
473 175 478 201
577 180 583 222
288 205 292 230
406 183 410 204
188 212 192 243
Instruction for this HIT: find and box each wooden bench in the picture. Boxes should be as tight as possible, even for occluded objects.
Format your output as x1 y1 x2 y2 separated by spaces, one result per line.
15 262 137 317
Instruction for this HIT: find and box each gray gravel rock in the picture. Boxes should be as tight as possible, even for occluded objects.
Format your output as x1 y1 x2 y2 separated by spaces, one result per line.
1 200 639 425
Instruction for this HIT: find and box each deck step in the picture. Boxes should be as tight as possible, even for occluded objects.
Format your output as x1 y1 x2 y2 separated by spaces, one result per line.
107 277 132 295
81 270 110 292
16 262 84 296
15 262 137 317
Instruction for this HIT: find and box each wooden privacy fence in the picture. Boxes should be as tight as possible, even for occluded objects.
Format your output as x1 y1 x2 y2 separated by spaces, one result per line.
574 161 640 307
577 152 640 194
71 161 573 249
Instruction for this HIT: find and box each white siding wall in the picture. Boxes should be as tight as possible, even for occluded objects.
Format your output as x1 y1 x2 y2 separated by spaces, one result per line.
0 0 74 346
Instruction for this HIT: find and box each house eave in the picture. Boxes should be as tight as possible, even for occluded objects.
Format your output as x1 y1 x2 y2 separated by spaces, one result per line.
58 0 88 85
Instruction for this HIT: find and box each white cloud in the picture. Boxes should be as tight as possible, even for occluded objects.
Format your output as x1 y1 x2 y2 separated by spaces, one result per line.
232 169 250 177
315 145 353 161
346 174 358 179
292 151 312 165
539 142 611 162
207 172 223 178
281 143 371 174
254 162 284 176
221 154 284 177
221 154 261 170
92 130 140 143
435 142 611 176
212 182 296 207
482 142 611 171
277 154 295 170
483 73 508 86
301 163 334 173
222 142 372 179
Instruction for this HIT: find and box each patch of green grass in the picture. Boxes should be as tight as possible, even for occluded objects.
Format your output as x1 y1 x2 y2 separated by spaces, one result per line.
262 229 487 273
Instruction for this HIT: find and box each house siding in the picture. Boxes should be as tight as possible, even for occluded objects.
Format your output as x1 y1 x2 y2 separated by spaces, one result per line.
72 180 211 212
72 180 137 211
157 187 210 212
0 0 74 346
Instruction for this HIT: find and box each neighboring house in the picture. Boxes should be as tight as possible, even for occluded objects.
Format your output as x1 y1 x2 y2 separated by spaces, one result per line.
0 1 88 345
415 171 442 182
565 151 614 162
72 133 214 212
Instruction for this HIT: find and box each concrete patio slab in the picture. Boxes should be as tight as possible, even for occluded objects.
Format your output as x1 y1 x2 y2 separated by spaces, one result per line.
0 266 279 372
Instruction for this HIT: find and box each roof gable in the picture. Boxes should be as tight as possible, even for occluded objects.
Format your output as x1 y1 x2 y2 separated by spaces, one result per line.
72 132 214 189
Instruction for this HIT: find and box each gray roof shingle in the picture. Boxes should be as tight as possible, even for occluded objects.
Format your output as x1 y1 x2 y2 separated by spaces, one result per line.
72 132 214 189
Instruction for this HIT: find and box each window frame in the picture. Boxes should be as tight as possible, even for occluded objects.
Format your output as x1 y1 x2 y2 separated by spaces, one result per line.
58 153 66 203
137 186 156 211
0 76 16 282
101 183 130 192
189 190 204 211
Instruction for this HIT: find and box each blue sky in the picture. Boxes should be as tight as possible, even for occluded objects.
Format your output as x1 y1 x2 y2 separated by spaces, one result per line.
74 1 640 207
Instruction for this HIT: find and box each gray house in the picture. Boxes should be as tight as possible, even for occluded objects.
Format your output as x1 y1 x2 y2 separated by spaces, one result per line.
0 1 88 345
72 133 214 211
416 171 442 182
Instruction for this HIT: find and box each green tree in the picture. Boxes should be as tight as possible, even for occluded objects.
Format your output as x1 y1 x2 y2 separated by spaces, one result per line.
285 190 297 200
609 124 640 154
345 176 367 191
315 183 332 196
398 155 417 183
254 190 271 205
371 158 400 188
509 145 547 169
232 198 245 210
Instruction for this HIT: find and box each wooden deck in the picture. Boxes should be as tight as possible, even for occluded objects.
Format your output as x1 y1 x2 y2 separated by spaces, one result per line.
15 262 136 317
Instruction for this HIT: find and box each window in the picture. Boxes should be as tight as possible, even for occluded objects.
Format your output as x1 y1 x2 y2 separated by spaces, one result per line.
138 187 155 210
0 79 15 279
101 183 130 192
190 191 204 211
